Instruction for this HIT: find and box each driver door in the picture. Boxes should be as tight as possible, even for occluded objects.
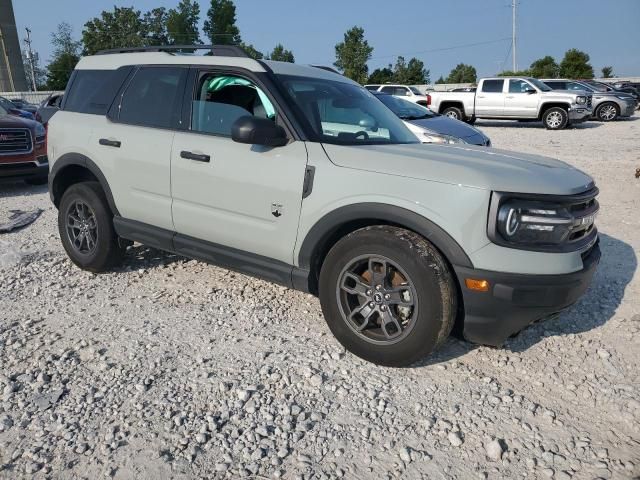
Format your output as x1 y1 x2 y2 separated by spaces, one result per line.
504 79 539 117
170 69 308 264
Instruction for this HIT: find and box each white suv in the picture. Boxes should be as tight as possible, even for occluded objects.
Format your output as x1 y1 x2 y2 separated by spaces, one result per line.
48 46 600 367
365 84 431 106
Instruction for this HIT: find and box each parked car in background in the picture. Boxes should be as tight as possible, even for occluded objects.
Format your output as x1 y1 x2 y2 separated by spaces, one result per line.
586 80 639 104
542 79 636 121
373 92 491 146
365 84 431 106
0 104 48 185
36 93 64 125
607 81 640 101
0 96 35 120
428 77 593 129
9 98 38 115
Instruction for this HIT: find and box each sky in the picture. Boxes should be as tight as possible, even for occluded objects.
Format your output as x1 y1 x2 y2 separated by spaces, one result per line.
11 0 640 80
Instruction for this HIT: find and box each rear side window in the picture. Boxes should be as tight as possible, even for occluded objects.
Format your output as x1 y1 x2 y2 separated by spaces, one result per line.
118 66 187 129
482 80 504 93
64 68 131 115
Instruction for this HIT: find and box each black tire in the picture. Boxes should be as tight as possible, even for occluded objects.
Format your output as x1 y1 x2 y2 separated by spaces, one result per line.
24 175 48 186
442 106 465 121
319 226 457 367
595 102 619 122
58 181 125 272
542 107 568 130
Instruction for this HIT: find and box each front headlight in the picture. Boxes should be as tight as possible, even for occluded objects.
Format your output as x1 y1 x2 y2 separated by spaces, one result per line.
576 96 587 104
489 191 599 251
34 123 46 142
422 132 466 144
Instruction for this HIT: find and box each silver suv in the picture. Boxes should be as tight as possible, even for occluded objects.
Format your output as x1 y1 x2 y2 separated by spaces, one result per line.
48 46 601 367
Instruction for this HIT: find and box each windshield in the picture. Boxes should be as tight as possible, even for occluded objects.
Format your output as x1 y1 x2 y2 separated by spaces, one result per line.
527 78 552 92
409 87 423 95
376 94 436 120
582 80 611 92
277 75 419 145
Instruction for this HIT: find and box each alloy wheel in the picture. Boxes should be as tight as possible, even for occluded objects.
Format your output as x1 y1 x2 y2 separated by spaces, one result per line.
66 200 98 255
336 255 418 345
599 104 617 121
546 111 563 129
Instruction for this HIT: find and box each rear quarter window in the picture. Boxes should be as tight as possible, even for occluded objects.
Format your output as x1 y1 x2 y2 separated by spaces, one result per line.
64 67 132 115
481 80 504 93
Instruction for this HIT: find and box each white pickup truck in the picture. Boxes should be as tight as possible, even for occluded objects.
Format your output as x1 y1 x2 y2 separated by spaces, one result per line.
428 77 593 130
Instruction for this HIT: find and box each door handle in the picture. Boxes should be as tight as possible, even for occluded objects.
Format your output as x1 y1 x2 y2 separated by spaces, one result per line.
99 138 121 148
180 151 210 163
506 95 515 99
477 95 485 99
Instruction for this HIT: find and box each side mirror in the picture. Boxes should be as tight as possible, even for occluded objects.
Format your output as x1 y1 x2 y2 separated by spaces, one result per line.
525 89 537 94
231 116 288 147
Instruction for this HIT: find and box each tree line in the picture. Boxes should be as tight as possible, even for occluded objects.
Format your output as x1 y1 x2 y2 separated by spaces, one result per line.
25 1 614 91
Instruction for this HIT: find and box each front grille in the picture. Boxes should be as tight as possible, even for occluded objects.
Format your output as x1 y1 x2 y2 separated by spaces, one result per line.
0 129 32 155
564 188 599 245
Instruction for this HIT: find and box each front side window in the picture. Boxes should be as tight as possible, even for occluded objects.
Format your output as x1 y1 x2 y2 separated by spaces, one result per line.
277 75 419 145
482 80 504 93
567 82 590 91
119 67 186 128
509 79 533 93
191 74 276 136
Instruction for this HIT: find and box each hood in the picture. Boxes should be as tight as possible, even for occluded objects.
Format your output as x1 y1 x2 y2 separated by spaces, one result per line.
322 143 594 195
406 115 488 141
0 113 38 130
542 89 587 100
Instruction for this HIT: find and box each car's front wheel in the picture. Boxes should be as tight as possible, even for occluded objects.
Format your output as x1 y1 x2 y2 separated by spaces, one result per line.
542 107 568 130
595 102 619 122
319 226 457 367
58 182 125 272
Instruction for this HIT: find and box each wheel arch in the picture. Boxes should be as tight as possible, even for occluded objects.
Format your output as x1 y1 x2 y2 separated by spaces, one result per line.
438 101 465 115
49 153 119 216
296 203 473 295
538 102 571 119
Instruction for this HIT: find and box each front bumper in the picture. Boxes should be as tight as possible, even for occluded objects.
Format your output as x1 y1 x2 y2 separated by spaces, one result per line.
0 156 49 180
620 101 636 117
454 241 600 346
568 106 592 123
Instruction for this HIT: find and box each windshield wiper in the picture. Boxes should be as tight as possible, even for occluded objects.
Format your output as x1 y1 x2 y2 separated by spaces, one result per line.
400 114 431 120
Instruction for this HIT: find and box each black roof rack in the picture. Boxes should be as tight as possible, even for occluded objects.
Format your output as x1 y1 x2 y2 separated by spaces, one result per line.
310 65 342 75
96 45 250 58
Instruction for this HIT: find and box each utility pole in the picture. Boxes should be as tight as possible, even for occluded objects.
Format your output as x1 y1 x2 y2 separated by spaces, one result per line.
24 27 37 91
512 0 517 72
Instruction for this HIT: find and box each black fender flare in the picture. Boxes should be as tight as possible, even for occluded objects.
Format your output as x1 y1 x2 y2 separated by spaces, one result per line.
49 153 120 216
297 203 474 273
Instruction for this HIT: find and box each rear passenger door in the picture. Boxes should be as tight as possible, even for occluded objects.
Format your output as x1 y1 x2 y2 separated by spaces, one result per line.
475 79 505 116
94 66 188 232
169 68 308 265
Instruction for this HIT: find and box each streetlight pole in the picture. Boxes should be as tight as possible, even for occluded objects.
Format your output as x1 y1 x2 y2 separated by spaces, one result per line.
512 0 517 72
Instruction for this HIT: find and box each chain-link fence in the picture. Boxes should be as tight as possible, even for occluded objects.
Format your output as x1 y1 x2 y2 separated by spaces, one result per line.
0 91 63 106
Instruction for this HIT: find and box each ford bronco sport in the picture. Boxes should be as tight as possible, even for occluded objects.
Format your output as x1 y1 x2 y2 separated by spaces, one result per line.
48 46 601 367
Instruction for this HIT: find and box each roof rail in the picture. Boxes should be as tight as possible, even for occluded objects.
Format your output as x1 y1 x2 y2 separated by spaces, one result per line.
310 65 342 75
95 45 250 58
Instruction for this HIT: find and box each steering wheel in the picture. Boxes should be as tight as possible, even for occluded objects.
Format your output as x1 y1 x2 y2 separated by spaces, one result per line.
354 131 370 140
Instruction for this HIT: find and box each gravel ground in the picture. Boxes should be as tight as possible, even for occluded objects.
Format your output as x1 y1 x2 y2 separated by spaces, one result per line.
1 115 639 480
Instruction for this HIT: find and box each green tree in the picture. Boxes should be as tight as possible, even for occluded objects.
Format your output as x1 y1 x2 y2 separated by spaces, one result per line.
204 0 242 45
143 7 169 46
392 56 429 85
367 65 394 84
497 69 531 77
47 22 81 90
334 26 373 84
240 43 263 60
82 7 148 55
435 76 446 84
529 56 559 78
601 66 614 78
166 0 201 45
559 49 594 79
445 63 476 83
268 44 295 63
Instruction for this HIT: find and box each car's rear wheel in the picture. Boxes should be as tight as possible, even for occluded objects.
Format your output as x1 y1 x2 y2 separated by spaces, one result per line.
542 107 568 130
595 102 619 122
319 226 457 367
442 106 465 121
58 182 125 272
